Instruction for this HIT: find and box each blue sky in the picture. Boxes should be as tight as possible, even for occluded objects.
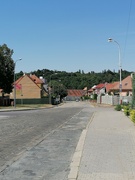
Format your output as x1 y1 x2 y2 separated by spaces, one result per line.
0 0 135 73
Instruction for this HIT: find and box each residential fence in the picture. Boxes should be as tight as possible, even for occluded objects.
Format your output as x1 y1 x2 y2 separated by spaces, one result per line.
16 97 49 105
0 96 11 106
97 95 132 105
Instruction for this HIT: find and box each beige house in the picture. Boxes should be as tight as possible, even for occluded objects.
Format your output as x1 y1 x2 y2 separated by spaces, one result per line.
10 74 48 99
110 75 132 96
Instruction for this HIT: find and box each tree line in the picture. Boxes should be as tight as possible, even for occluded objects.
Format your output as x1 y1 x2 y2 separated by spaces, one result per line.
17 68 132 90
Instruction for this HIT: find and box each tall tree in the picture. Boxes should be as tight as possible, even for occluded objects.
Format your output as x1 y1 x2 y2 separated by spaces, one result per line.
49 80 67 101
0 44 14 94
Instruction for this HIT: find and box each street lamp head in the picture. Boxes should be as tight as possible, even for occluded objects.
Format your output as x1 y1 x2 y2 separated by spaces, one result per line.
108 38 113 42
15 58 22 64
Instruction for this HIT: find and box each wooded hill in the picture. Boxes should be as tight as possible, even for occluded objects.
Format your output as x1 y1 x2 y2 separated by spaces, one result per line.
16 69 132 90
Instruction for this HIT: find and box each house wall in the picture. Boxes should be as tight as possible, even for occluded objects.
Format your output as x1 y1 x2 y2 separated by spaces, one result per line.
10 75 41 99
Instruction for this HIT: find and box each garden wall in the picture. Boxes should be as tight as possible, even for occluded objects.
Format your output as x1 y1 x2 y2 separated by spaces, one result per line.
97 95 132 105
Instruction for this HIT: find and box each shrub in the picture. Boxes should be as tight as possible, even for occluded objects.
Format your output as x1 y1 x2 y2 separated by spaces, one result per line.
123 105 130 116
130 110 135 123
93 94 97 100
84 95 90 100
115 104 122 111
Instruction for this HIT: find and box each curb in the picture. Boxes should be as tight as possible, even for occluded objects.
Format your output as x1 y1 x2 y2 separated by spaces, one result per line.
0 106 54 112
68 112 95 180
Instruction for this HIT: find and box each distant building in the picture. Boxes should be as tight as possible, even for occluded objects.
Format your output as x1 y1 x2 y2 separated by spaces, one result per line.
66 89 86 101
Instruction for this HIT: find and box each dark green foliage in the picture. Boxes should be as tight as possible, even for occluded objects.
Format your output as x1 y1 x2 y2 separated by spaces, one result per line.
115 104 122 111
16 71 23 80
0 44 14 94
83 95 90 100
93 94 97 100
48 80 67 101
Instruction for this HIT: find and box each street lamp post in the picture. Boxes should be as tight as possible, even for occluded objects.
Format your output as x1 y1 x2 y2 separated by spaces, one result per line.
49 79 52 104
14 58 22 108
108 38 122 104
49 73 57 104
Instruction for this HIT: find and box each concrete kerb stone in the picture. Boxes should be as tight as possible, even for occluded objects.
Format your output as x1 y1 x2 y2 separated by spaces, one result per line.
68 112 95 180
0 105 54 112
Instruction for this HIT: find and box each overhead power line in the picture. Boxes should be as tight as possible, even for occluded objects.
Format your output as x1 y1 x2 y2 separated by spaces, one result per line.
123 0 133 61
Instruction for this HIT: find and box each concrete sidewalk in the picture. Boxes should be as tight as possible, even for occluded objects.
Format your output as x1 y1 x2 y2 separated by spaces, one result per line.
69 107 135 180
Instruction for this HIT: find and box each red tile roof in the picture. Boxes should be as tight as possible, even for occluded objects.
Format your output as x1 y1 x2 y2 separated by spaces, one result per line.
95 83 105 89
112 75 132 90
88 82 119 93
14 74 44 85
29 74 44 84
105 82 119 92
88 88 93 92
67 89 85 97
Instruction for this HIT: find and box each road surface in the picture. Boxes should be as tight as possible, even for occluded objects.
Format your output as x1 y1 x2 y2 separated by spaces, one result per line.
0 101 93 180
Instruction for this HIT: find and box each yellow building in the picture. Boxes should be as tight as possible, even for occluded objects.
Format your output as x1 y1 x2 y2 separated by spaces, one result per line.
10 74 48 99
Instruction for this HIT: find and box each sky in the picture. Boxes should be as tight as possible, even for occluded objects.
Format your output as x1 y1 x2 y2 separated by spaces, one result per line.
0 0 135 73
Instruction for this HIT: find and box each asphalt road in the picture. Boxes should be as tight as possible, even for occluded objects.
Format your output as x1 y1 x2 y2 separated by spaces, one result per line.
0 101 94 180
